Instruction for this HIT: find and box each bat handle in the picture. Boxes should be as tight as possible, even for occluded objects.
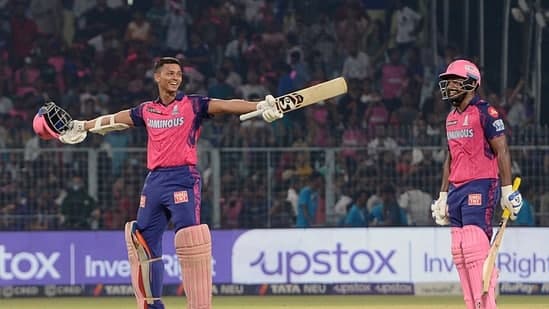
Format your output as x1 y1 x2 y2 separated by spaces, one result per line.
502 208 511 220
239 109 263 121
501 177 521 220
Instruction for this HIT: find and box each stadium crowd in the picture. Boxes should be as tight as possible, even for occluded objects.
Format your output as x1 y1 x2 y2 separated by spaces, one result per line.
0 0 547 230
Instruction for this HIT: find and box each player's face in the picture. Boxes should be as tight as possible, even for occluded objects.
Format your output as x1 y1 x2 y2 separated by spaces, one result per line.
446 78 465 97
439 77 468 107
156 63 183 93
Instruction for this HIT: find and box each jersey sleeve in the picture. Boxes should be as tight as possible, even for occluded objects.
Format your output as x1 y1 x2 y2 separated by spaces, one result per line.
188 95 212 119
478 103 505 140
129 102 146 127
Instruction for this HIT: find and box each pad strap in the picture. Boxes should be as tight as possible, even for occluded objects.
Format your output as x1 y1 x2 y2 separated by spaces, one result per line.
125 221 163 306
89 115 129 135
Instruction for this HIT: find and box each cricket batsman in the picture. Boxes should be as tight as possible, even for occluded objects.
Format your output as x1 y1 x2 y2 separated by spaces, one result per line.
32 57 282 309
431 59 523 309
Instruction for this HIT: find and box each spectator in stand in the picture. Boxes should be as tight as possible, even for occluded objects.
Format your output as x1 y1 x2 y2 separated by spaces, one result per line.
80 0 117 40
341 42 372 81
125 11 151 45
10 2 39 64
381 47 407 112
296 171 323 228
30 0 63 38
344 190 369 227
390 0 423 53
60 175 97 229
370 183 408 226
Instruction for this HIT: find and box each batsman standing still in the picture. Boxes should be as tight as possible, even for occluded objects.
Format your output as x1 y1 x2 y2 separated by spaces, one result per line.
430 59 523 309
33 57 283 309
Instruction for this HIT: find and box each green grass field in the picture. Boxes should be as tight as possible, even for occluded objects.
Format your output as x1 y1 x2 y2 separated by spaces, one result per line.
2 296 548 309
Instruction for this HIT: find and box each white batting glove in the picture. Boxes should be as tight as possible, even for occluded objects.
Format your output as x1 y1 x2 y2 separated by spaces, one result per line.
258 95 283 123
431 192 449 226
500 185 523 220
59 120 87 144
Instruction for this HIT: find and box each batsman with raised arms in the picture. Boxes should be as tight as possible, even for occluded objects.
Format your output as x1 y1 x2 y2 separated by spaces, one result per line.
431 59 523 309
32 57 283 309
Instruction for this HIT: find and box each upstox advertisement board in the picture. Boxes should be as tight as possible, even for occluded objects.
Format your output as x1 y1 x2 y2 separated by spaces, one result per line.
0 228 547 286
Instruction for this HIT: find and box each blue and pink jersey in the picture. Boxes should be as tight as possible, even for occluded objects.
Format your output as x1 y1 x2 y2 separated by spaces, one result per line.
129 92 210 170
446 96 505 186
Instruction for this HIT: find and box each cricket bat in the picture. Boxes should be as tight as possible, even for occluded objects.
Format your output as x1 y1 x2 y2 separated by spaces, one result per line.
481 177 521 294
239 77 348 121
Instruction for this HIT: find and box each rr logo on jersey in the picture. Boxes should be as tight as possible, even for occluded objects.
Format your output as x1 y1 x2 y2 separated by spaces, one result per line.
468 193 482 206
488 106 499 118
140 195 146 207
174 191 189 204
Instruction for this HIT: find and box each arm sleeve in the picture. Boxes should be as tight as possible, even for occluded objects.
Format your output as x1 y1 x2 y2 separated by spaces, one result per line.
188 95 212 119
478 103 505 140
129 102 146 127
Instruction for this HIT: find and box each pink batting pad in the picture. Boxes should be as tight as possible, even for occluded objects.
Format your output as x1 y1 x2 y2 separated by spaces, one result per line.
462 225 494 309
175 224 212 309
451 227 475 309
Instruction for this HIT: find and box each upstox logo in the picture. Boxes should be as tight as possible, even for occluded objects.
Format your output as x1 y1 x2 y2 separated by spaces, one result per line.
232 230 403 283
0 245 61 280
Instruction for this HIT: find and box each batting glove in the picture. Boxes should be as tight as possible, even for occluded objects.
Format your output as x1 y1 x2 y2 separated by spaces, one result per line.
500 185 523 220
258 95 283 123
431 192 450 226
59 120 87 144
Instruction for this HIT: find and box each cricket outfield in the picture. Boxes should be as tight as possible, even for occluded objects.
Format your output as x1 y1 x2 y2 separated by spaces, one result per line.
2 295 548 309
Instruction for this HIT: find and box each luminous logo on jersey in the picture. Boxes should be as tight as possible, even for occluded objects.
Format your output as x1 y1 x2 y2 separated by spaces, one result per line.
147 117 184 129
447 128 474 140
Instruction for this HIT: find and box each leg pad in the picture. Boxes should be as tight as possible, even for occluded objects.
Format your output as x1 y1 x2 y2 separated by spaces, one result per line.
175 224 212 309
451 227 475 309
125 221 162 308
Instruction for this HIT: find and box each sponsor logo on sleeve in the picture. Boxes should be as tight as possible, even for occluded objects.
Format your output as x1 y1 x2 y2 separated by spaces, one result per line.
468 194 482 206
174 191 189 204
493 119 505 131
139 195 146 208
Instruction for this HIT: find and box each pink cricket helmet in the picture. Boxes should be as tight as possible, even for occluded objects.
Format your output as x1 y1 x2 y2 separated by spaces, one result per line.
439 59 481 86
32 102 72 140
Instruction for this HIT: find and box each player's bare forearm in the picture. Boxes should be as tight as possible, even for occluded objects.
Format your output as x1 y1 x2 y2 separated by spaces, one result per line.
490 135 512 186
440 152 450 192
208 99 258 115
84 110 134 131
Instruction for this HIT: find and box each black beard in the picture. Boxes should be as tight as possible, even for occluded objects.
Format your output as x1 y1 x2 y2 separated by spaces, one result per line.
449 93 467 106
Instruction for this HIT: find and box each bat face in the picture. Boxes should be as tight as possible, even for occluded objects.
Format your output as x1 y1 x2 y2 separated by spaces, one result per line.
239 77 347 121
276 93 304 113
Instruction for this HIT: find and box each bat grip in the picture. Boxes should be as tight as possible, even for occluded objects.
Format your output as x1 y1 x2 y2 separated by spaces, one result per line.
502 208 511 220
239 109 263 121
